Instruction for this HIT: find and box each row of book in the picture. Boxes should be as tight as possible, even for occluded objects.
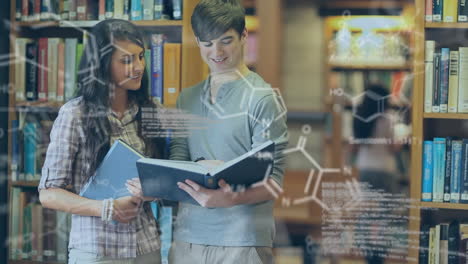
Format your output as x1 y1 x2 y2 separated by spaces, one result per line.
16 0 182 22
11 118 53 182
419 221 468 264
9 188 71 261
422 138 468 203
14 35 181 106
424 41 468 113
425 0 468 23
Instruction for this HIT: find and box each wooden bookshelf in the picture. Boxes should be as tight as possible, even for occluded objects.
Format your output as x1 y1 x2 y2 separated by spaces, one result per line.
14 20 184 28
419 202 468 210
409 0 468 261
425 22 468 29
10 181 40 188
329 62 412 71
423 112 468 119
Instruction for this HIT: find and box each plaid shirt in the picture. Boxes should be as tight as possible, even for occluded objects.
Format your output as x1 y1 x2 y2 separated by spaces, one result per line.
38 97 160 258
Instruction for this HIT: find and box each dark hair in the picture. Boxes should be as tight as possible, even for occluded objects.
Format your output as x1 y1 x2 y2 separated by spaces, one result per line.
191 0 245 41
75 19 165 182
352 84 390 140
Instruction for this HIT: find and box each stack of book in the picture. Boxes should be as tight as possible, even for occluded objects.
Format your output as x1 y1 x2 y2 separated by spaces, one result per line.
424 41 468 113
422 138 468 203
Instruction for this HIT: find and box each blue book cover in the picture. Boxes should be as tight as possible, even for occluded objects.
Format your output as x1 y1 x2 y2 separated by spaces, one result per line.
444 137 453 202
423 140 434 202
105 0 114 18
433 0 444 22
450 140 462 203
433 53 441 113
151 34 164 104
440 48 450 113
131 0 142 20
23 122 37 181
433 137 446 202
150 201 158 219
460 139 468 203
80 140 145 200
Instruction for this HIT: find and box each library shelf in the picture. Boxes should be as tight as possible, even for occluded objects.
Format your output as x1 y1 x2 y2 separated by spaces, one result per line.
423 113 468 120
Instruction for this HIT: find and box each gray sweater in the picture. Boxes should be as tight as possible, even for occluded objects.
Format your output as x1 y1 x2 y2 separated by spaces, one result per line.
169 71 288 247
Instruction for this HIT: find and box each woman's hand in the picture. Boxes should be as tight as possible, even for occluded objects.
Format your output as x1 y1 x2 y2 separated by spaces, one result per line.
126 178 156 202
113 196 141 223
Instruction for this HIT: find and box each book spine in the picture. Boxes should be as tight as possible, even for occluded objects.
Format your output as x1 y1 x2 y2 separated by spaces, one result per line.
143 0 154 20
425 41 436 113
114 0 123 19
450 140 462 203
21 0 28 21
47 38 59 102
131 0 142 20
439 223 449 264
25 42 38 101
40 0 51 20
447 221 460 264
144 49 151 98
429 227 436 264
172 0 182 20
76 0 86 20
439 48 450 113
448 50 459 112
69 0 77 20
11 120 19 182
64 38 77 101
98 0 105 20
433 137 447 202
123 0 130 20
443 0 458 22
154 0 163 19
427 0 434 21
37 38 48 102
105 0 113 18
151 34 164 104
61 0 70 20
420 225 430 264
460 0 468 21
163 43 181 107
433 0 444 22
433 52 441 113
23 122 37 181
15 38 26 102
460 139 468 203
56 40 65 102
459 48 468 113
34 0 41 21
423 140 434 201
444 137 452 202
16 0 22 20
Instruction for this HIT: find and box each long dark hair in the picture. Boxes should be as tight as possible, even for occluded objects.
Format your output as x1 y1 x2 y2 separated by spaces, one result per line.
352 84 390 140
75 19 165 182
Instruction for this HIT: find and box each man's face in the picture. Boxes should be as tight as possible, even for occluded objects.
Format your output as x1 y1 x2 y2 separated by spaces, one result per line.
197 28 247 74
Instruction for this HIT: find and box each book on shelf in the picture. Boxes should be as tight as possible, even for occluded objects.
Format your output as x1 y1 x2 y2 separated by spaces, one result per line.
459 0 468 22
14 36 181 107
424 43 468 113
421 221 468 264
433 0 443 22
425 0 468 22
9 188 71 262
422 137 468 204
15 0 183 22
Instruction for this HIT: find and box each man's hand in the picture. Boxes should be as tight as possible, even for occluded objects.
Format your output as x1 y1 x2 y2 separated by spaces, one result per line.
177 179 237 208
113 196 141 223
126 178 156 202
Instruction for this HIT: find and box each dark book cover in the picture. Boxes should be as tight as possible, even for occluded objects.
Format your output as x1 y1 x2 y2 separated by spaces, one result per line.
444 137 453 202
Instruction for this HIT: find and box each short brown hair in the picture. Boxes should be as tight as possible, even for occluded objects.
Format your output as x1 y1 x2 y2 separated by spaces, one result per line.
191 0 246 42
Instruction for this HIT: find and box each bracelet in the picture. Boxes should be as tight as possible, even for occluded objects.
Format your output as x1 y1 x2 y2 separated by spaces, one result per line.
101 198 114 223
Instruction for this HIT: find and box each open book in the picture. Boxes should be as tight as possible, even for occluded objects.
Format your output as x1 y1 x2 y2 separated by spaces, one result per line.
80 140 145 200
137 140 275 204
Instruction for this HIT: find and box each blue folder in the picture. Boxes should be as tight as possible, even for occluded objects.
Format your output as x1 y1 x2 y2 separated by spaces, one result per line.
80 140 145 200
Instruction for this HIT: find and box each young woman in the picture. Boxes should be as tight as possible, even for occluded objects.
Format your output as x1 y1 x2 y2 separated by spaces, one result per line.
38 19 165 264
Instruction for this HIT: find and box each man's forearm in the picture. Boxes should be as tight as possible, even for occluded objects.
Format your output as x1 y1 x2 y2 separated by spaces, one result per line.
232 180 277 205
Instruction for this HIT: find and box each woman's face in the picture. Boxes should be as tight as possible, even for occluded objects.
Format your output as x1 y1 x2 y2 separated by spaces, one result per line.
110 40 145 92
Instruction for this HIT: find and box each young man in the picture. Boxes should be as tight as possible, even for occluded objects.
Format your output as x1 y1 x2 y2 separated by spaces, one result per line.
169 0 288 263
